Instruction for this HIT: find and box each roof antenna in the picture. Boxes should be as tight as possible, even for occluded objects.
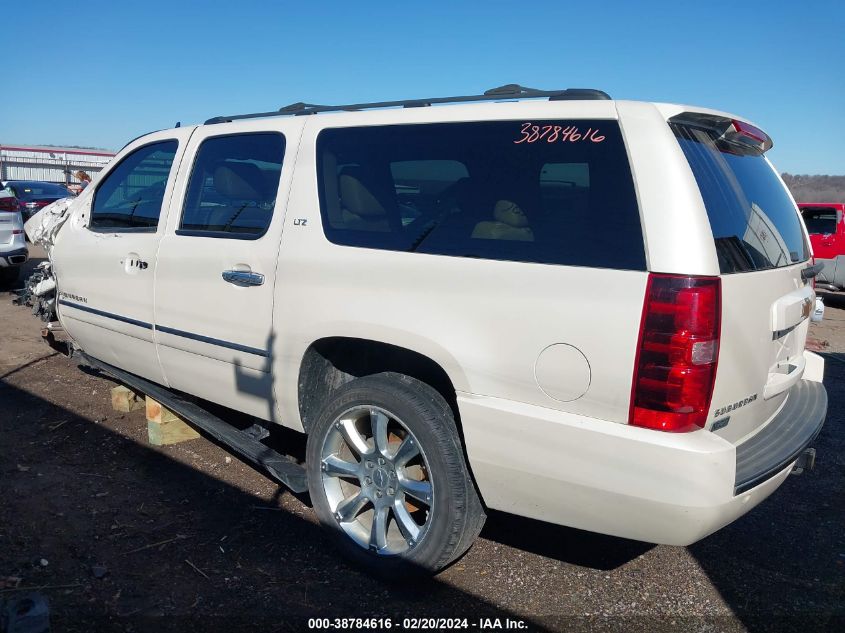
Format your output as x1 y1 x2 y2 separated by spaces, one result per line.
175 121 181 128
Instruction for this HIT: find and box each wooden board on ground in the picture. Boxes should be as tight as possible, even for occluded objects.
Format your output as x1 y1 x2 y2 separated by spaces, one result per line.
146 396 200 446
110 385 145 412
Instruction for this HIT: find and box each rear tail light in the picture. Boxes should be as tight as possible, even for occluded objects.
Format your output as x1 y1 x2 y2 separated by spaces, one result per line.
0 197 18 212
630 274 721 432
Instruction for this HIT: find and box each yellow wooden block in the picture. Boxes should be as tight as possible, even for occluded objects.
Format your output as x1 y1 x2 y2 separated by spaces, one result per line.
111 385 145 412
145 396 199 446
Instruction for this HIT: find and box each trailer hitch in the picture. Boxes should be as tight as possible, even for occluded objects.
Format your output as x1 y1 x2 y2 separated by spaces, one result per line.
791 447 816 475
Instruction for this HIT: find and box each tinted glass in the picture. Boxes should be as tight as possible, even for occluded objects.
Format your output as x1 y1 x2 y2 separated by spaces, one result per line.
91 141 177 229
179 133 285 238
801 208 837 235
673 124 810 273
316 120 645 270
7 182 70 199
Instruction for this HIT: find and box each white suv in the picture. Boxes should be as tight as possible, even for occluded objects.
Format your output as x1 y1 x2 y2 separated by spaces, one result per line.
38 85 827 575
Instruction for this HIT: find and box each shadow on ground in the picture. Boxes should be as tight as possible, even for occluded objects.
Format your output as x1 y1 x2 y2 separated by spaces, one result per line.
688 353 845 632
480 513 652 572
818 290 845 310
2 259 843 631
0 376 554 632
4 357 843 632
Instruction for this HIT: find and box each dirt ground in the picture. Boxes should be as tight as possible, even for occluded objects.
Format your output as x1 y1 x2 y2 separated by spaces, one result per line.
1 248 843 632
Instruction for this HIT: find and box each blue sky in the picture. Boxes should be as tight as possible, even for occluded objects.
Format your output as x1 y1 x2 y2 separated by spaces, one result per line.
2 1 843 174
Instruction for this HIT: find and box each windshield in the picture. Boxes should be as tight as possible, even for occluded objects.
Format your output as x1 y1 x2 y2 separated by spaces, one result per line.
672 123 810 273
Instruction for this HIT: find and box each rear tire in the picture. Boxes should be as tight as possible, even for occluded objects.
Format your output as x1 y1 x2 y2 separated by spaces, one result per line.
306 372 485 576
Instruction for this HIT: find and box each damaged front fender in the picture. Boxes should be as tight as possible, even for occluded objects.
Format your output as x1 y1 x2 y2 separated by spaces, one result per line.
24 195 78 251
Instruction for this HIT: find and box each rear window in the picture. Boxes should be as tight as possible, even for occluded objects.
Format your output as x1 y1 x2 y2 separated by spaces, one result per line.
801 208 838 235
316 120 645 270
672 123 810 273
7 182 69 199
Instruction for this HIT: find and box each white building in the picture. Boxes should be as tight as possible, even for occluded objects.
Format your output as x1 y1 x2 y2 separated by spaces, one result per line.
0 144 115 185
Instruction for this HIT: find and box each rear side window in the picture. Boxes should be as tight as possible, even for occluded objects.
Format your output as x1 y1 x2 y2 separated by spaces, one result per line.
91 140 178 230
672 123 810 273
179 133 285 239
316 120 645 270
801 208 838 235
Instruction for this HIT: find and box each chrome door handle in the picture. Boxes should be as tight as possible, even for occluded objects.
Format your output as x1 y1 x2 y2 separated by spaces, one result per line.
222 270 265 286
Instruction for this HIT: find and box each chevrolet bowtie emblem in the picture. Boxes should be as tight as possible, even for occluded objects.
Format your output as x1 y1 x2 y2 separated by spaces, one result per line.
802 297 813 320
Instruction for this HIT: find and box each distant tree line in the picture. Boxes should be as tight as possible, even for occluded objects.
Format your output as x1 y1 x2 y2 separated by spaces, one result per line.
782 174 845 202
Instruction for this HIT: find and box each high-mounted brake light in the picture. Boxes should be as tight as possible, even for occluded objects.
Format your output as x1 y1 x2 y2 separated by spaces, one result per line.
668 113 774 154
729 119 773 152
629 274 721 432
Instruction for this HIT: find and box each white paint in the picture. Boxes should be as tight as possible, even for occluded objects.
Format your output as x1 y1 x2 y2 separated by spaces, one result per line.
534 343 591 402
46 96 825 545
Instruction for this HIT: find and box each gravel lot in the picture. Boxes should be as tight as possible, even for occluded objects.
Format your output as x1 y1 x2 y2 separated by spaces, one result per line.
1 248 843 632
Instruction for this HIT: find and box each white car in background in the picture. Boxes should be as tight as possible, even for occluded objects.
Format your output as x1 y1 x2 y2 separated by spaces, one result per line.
29 85 828 576
0 190 28 287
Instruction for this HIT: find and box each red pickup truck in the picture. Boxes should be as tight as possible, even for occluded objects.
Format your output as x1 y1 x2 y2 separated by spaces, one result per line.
799 202 845 291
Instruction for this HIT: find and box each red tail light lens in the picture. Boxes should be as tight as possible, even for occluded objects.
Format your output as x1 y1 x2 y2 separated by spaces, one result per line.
0 196 18 212
630 274 721 432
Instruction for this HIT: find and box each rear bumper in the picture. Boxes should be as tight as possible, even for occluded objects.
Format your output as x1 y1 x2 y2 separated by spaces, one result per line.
735 379 827 493
459 381 826 546
0 246 28 267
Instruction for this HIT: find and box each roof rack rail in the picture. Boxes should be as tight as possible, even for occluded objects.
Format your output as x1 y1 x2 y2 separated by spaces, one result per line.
204 84 611 125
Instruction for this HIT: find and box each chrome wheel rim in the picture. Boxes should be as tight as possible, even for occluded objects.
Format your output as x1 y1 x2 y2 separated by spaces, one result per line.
320 406 434 556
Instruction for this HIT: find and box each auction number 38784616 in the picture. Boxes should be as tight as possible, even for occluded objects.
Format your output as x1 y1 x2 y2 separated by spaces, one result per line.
514 121 606 144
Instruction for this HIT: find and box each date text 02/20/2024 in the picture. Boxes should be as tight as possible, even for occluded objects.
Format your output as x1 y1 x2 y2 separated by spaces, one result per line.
307 617 528 630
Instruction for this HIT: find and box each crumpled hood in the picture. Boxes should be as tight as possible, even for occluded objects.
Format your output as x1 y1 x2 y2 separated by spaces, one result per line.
24 196 78 252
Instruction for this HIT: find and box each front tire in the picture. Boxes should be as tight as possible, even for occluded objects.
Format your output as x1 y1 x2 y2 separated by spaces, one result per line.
306 372 485 576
